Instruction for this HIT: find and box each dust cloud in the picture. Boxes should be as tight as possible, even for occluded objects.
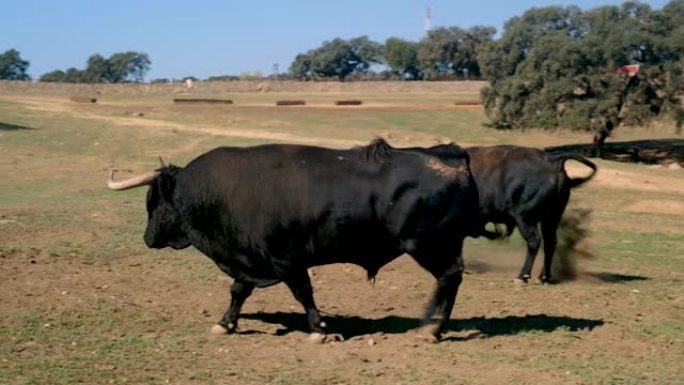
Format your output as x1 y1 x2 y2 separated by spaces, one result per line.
464 205 595 283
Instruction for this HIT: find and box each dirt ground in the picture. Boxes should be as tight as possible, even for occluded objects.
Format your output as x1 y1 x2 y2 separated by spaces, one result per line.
1 87 683 385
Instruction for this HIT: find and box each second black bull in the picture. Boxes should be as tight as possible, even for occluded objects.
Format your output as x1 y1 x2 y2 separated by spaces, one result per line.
108 139 480 340
466 145 597 283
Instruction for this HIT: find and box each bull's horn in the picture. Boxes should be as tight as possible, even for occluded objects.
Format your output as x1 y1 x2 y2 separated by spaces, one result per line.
107 170 160 190
158 156 166 168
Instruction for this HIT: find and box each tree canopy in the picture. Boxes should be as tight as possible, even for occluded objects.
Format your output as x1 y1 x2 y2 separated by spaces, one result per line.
417 26 496 79
289 36 382 80
384 37 421 79
0 49 30 80
479 1 684 155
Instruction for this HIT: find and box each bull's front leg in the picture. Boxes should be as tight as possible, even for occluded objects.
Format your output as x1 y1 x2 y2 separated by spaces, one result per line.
211 279 254 334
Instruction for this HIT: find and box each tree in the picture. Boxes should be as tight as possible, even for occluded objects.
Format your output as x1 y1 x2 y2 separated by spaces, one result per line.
479 2 684 156
39 70 66 82
0 49 30 80
289 36 382 80
107 51 150 82
289 53 314 80
64 67 85 83
417 26 495 79
83 54 109 83
348 36 383 72
40 67 83 83
310 38 359 80
384 37 421 79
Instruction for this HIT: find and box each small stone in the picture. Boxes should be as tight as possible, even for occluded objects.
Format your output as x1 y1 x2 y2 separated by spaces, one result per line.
367 338 376 346
668 162 682 170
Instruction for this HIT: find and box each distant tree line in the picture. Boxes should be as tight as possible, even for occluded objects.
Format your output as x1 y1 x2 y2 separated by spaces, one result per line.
287 28 496 81
38 52 151 83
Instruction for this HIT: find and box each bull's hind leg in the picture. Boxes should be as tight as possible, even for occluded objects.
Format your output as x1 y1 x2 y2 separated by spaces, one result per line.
515 218 541 283
213 279 254 334
539 206 566 284
283 270 325 335
422 262 464 340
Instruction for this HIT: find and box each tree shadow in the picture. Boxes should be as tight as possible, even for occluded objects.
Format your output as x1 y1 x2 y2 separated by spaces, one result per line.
546 138 684 165
242 311 603 340
584 272 650 283
0 122 34 131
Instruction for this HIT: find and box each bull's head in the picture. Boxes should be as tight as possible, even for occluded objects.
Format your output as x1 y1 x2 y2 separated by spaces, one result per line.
107 162 191 250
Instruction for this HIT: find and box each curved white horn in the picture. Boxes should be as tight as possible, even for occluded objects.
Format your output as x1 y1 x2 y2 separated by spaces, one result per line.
107 170 160 191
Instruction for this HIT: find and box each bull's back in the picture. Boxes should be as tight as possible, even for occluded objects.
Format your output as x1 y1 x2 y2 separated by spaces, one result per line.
467 146 558 214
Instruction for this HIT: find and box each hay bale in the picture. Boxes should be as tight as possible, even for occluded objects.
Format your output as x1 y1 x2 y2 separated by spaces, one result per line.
70 96 97 103
335 100 363 106
453 100 481 106
173 98 233 105
276 100 306 106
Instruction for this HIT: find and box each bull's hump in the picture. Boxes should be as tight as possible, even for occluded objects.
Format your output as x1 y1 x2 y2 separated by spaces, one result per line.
425 158 466 178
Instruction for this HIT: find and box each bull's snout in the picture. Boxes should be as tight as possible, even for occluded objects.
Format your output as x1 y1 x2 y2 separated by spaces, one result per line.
143 228 163 249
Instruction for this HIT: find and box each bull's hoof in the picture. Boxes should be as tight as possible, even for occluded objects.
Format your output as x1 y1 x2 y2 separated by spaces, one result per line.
514 277 528 286
538 277 556 285
307 332 326 344
209 324 229 335
416 324 441 343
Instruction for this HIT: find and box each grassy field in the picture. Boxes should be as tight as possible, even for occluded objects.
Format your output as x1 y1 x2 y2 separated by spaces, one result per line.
1 83 682 385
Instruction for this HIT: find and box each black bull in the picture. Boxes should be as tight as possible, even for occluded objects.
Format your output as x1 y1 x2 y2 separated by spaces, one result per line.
466 145 597 283
108 139 480 339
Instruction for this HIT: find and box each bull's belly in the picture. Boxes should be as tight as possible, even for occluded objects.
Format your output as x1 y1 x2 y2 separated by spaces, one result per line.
199 243 402 287
210 253 281 288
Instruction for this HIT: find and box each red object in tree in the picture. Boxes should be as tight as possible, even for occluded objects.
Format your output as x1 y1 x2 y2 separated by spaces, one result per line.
616 64 640 76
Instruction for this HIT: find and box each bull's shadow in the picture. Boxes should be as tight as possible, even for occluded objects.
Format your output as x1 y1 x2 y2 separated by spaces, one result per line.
585 272 650 283
0 122 34 131
242 312 604 340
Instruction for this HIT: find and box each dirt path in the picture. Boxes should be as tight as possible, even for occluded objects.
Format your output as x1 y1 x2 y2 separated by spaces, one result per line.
566 163 684 194
2 95 371 148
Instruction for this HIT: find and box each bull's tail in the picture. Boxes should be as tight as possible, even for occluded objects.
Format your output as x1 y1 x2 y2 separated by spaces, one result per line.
550 153 598 189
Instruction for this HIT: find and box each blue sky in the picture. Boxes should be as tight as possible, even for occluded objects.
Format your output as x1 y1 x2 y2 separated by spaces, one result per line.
1 0 670 80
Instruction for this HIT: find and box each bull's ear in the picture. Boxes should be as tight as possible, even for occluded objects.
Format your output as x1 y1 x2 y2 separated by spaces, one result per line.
156 172 176 203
